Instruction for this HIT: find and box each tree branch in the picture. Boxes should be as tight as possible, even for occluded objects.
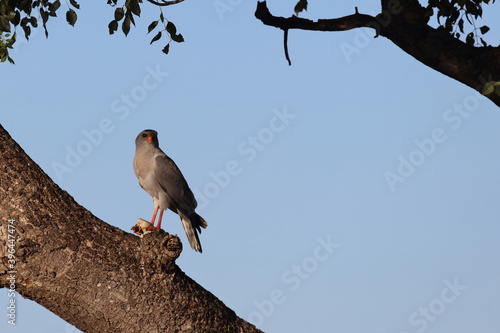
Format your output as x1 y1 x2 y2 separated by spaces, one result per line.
255 1 375 32
146 0 185 7
255 1 500 108
0 124 261 333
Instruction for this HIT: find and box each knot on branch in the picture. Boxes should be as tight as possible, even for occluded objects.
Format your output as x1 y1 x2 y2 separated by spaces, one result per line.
161 233 183 259
139 231 183 273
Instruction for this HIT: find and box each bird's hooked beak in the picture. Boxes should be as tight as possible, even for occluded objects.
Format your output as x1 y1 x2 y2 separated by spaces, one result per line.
146 134 154 142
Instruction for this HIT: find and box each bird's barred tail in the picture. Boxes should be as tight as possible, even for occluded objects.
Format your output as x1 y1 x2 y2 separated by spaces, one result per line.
178 210 207 253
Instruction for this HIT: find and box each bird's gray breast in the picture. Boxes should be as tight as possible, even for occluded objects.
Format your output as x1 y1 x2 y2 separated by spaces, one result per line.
134 149 172 210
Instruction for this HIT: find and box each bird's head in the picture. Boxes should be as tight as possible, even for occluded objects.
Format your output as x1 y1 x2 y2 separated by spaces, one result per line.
136 129 159 148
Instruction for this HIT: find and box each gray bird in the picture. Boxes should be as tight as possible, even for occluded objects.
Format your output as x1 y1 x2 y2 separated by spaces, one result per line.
133 129 207 252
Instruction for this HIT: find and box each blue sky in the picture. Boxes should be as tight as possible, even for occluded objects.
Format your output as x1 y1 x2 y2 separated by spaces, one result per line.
2 1 500 332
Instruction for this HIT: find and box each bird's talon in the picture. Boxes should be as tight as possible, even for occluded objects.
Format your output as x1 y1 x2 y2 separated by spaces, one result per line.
148 226 161 231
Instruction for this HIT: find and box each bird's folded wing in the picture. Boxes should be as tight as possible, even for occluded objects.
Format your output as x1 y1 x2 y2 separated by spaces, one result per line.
153 154 198 208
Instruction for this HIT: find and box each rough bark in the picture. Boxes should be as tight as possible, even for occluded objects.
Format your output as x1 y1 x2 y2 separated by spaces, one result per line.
0 123 262 333
255 0 500 108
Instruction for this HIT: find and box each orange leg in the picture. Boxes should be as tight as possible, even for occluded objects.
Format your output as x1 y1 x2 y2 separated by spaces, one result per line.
148 207 159 230
155 210 164 231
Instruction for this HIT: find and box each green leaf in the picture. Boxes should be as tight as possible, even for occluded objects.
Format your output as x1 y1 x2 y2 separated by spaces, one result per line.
48 1 58 15
29 16 38 28
69 0 80 9
13 11 21 26
482 83 494 95
66 9 77 27
114 7 125 21
294 0 307 16
52 0 61 11
122 15 131 36
128 9 136 26
480 25 490 34
171 33 184 43
150 31 161 44
19 0 32 15
125 0 141 17
458 18 464 33
108 19 118 34
40 8 49 24
0 16 11 32
166 21 177 35
482 81 500 95
147 20 158 34
165 22 184 43
21 21 30 39
465 32 474 45
162 43 169 55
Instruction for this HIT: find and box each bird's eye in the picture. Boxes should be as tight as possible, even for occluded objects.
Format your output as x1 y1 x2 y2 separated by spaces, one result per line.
142 133 148 138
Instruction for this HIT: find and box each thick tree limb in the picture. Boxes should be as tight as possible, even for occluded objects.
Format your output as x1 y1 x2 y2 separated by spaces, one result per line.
0 124 261 333
255 1 500 108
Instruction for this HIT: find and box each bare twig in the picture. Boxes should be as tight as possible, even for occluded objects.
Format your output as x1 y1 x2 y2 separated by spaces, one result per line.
284 28 291 66
255 1 374 66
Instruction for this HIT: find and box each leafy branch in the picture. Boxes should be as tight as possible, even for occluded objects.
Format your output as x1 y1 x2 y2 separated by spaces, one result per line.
106 0 184 55
0 32 16 64
147 8 184 54
427 0 495 46
292 0 495 46
0 0 80 63
0 0 185 64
